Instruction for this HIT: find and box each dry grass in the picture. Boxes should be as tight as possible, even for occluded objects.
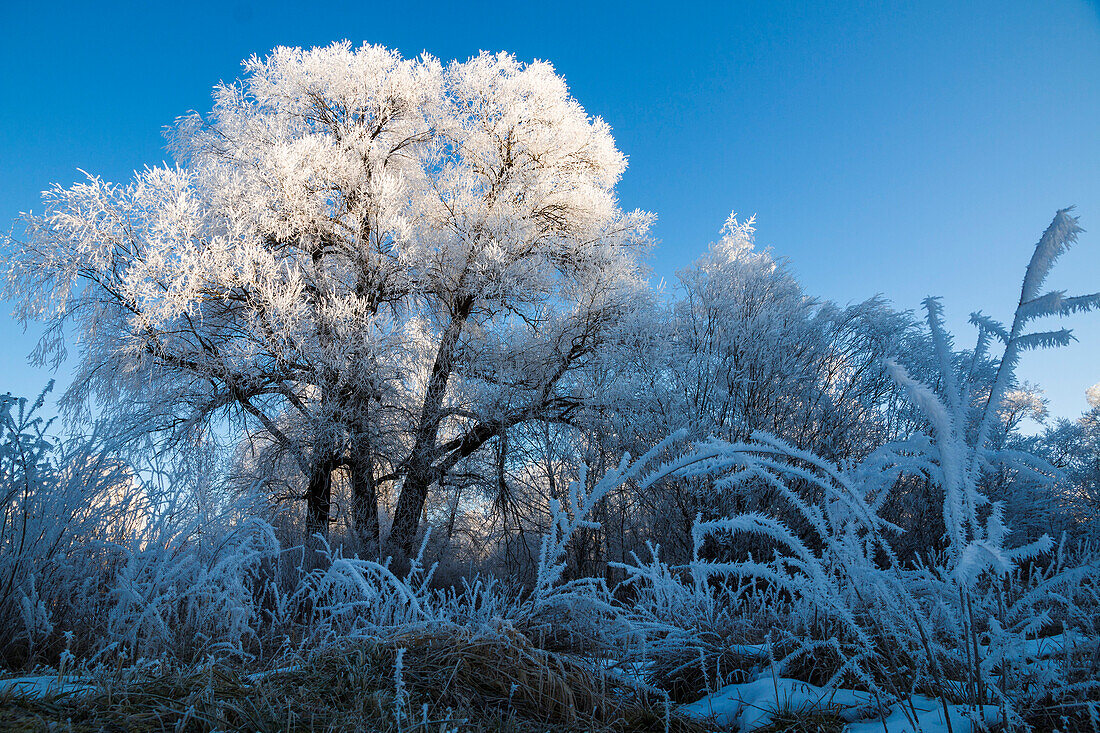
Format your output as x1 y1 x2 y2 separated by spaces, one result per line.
0 625 710 732
647 643 760 704
752 706 848 733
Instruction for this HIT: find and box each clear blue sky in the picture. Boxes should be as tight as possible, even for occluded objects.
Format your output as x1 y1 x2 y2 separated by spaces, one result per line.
1 0 1098 420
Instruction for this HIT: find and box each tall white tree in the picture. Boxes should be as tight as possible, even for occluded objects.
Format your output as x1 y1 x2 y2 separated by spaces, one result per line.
5 43 652 553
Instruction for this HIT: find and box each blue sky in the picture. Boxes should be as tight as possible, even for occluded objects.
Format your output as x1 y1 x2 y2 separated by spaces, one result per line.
1 0 1098 420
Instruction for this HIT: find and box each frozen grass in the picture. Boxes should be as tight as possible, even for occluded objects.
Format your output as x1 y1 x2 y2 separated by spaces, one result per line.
0 397 1096 731
0 630 706 732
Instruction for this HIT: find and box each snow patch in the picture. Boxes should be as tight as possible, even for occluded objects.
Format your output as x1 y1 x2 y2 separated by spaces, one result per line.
0 675 95 700
679 676 1000 733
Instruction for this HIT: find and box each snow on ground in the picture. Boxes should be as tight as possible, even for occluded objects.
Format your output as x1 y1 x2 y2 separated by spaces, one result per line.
979 632 1066 661
679 675 1000 732
0 674 95 699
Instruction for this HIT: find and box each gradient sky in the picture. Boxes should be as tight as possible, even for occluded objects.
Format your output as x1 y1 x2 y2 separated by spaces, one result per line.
1 0 1098 421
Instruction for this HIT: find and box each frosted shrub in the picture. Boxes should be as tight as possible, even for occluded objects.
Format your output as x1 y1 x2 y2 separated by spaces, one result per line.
602 210 1100 727
0 385 290 666
0 385 143 665
102 511 280 662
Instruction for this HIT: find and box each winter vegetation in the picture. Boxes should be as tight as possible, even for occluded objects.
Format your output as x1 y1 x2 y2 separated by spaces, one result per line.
0 43 1098 732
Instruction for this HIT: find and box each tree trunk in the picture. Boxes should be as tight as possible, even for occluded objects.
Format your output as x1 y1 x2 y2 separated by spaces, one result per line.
389 295 474 555
390 456 433 557
306 455 340 535
347 450 380 550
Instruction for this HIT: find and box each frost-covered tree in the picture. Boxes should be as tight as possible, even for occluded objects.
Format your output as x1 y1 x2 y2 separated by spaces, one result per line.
601 216 924 558
1087 381 1100 409
1019 385 1100 540
4 43 651 553
660 214 923 459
